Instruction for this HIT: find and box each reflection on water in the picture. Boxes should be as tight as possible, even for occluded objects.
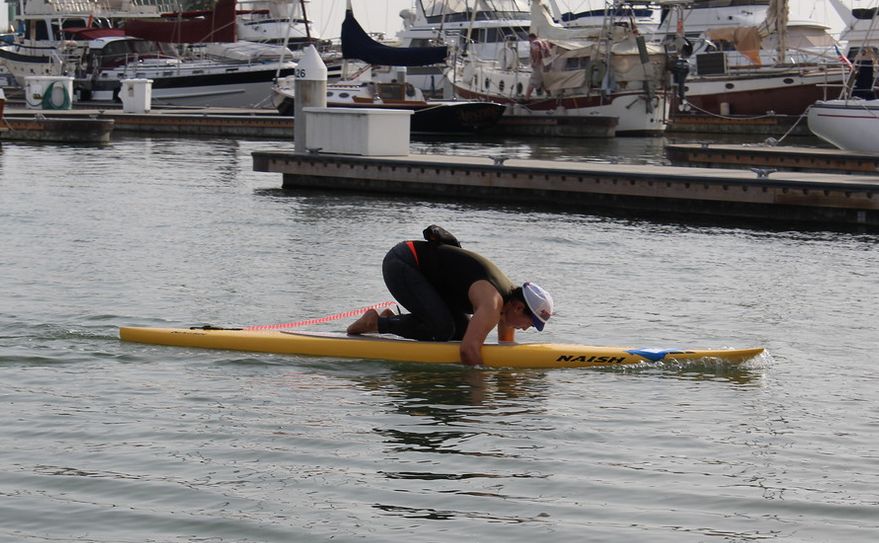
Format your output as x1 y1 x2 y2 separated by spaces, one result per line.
373 502 551 523
355 367 550 459
358 367 549 417
2 134 877 542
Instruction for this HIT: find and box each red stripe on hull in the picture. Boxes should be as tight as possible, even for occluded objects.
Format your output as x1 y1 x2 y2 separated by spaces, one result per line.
453 85 635 110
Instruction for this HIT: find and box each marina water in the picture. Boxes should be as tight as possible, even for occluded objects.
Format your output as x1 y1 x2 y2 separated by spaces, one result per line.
1 133 877 542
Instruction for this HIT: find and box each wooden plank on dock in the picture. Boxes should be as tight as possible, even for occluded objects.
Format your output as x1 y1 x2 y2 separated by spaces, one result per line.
251 150 879 228
667 113 812 136
3 107 293 138
666 143 879 174
1 116 113 143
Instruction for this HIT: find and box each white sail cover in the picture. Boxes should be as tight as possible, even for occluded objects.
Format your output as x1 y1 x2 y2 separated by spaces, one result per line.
530 0 602 41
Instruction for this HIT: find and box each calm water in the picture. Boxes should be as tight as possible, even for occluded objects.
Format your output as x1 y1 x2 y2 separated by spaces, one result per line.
1 133 877 542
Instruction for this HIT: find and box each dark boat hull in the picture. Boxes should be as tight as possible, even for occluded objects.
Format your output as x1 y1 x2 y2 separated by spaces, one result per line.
275 95 505 134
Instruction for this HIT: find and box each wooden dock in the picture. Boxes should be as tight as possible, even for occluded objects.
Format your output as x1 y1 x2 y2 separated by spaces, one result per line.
666 143 879 174
2 107 293 138
1 116 114 143
667 113 812 137
251 150 879 228
489 114 618 138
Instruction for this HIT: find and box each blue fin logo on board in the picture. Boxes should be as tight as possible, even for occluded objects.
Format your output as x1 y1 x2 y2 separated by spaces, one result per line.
626 348 688 362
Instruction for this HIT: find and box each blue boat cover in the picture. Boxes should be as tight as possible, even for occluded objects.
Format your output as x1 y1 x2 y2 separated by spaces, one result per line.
341 10 448 67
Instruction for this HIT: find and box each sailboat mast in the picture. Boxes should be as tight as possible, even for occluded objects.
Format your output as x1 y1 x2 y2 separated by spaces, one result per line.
463 0 481 55
777 0 787 63
300 0 311 40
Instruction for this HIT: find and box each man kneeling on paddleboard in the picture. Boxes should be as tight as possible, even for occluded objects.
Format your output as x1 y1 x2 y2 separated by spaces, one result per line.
347 225 553 366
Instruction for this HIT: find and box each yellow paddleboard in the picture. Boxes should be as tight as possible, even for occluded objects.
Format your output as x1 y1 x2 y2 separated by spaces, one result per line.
119 327 764 369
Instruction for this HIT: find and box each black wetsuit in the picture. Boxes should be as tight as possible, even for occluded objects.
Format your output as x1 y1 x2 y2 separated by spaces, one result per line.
378 241 515 341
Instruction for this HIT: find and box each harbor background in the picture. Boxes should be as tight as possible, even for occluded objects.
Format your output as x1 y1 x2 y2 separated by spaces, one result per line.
1 132 877 542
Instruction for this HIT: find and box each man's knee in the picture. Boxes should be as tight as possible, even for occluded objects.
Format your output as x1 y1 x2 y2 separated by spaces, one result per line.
429 319 459 342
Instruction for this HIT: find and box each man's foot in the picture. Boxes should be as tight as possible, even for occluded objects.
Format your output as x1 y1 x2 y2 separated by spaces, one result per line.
347 309 380 335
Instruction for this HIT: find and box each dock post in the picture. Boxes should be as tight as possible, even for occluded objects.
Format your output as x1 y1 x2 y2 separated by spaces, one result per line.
293 45 327 153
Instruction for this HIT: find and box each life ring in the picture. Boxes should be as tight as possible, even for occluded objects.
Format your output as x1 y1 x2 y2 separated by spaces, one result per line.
589 60 607 88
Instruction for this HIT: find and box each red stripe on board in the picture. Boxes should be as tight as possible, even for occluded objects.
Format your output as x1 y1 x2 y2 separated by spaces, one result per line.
244 301 397 331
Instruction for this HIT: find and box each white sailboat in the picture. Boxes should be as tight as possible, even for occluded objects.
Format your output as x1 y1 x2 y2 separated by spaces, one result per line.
667 0 847 116
807 1 879 152
236 0 320 47
396 0 531 97
446 0 671 135
0 0 298 108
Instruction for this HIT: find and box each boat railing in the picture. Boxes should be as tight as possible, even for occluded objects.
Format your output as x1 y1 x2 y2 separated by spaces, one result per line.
24 0 161 17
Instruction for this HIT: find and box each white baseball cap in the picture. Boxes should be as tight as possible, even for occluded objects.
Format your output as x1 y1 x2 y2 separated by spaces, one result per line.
523 282 553 331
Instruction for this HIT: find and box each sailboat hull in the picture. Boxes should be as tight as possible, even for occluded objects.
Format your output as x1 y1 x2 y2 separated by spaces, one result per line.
807 99 879 153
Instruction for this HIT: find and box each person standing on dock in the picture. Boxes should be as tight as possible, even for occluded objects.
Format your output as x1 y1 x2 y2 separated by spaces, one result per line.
346 226 554 366
524 33 552 99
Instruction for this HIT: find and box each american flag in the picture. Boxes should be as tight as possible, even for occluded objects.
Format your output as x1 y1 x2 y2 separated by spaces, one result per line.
835 45 853 69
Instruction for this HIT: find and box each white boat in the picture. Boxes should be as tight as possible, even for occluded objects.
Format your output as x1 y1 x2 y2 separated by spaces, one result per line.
292 7 505 135
396 0 531 97
547 0 662 35
666 0 848 116
806 2 879 152
236 0 320 48
446 0 670 135
807 97 879 152
79 36 296 107
0 0 297 108
271 77 506 134
0 0 160 85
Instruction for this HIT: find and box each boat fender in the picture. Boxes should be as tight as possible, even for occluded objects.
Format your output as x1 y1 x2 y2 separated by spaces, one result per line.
589 60 607 88
496 42 518 71
422 224 461 247
462 61 474 84
669 57 689 102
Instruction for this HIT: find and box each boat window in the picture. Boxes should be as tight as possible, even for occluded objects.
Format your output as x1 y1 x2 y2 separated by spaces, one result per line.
566 57 590 70
327 91 334 97
561 8 654 22
378 84 405 100
499 80 505 92
851 46 879 58
338 92 349 98
476 27 528 43
31 20 52 41
61 19 89 29
424 11 529 24
516 82 523 95
688 0 768 7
